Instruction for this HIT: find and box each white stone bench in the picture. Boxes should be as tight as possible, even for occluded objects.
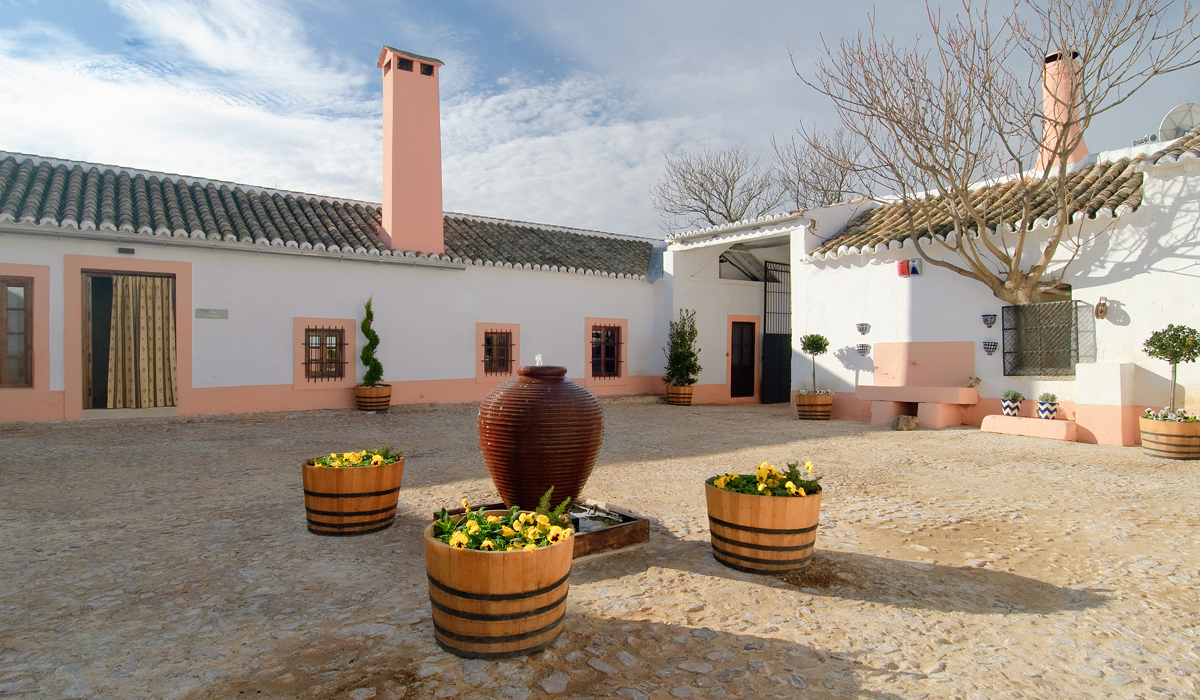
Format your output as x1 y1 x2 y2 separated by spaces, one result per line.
855 385 980 429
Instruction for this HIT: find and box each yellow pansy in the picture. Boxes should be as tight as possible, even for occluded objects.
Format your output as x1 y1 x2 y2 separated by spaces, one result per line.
461 498 471 513
501 525 516 538
548 525 566 543
805 461 815 474
518 512 532 524
536 514 550 526
756 461 772 482
467 519 480 535
794 485 806 497
757 482 767 492
448 531 468 549
371 453 384 466
523 543 539 552
785 481 796 494
486 515 501 524
480 539 495 551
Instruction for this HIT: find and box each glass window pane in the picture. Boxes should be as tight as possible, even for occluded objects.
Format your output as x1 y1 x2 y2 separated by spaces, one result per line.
7 334 23 356
8 310 24 330
6 285 25 308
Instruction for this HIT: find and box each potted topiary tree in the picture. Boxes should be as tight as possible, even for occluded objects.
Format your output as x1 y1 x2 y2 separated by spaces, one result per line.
663 308 702 405
796 333 832 420
1140 324 1200 459
355 297 391 412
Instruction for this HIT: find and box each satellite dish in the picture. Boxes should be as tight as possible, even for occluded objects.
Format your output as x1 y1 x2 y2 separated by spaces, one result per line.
1158 102 1200 142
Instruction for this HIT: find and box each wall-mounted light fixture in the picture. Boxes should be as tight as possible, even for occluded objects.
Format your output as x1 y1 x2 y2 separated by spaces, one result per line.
982 313 997 328
856 323 871 335
983 341 998 355
856 343 871 356
1095 297 1109 320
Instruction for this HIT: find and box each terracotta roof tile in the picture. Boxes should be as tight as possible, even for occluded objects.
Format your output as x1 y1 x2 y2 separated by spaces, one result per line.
815 158 1144 256
1145 124 1200 166
0 152 654 278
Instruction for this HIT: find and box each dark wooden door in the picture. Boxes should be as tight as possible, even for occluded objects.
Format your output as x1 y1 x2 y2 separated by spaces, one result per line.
761 261 791 404
731 321 755 398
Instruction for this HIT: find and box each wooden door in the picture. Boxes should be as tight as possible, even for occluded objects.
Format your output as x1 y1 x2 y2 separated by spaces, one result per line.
731 321 755 398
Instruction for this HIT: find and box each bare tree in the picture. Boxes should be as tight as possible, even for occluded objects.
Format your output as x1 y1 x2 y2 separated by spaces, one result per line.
772 128 865 209
650 145 785 233
801 0 1200 305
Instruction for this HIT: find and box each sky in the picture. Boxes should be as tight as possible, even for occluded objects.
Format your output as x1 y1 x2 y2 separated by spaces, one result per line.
2 0 1199 237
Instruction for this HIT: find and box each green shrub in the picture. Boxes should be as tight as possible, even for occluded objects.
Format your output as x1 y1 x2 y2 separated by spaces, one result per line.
360 298 384 387
799 333 829 393
663 309 702 386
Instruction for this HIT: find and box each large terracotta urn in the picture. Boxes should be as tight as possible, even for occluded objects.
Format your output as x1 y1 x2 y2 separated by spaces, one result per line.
478 366 604 509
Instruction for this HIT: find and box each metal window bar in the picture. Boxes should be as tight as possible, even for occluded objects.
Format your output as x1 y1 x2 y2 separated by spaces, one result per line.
763 261 791 335
303 327 346 380
1001 300 1093 376
482 330 513 375
590 326 622 377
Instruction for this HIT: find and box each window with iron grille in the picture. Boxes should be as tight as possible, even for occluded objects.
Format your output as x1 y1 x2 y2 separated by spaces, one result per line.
591 325 622 377
304 327 346 380
483 330 513 375
1 277 32 387
1002 300 1094 376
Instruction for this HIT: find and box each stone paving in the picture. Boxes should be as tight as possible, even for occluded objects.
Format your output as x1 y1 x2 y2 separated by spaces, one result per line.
1 400 1197 699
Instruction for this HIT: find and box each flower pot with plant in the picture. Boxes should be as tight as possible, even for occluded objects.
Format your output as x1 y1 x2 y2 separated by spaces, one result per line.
796 333 832 420
1001 390 1024 417
1140 324 1200 459
663 308 702 406
1037 392 1058 420
302 446 404 535
706 460 823 574
425 489 574 658
355 297 391 412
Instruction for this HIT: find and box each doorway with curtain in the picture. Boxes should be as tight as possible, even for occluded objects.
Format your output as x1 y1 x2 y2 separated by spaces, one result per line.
83 273 178 409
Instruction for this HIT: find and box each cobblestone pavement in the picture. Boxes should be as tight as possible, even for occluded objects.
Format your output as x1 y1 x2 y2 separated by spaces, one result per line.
1 401 1197 700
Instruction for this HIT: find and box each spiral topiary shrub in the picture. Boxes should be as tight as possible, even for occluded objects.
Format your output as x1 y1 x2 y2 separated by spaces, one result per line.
360 297 384 387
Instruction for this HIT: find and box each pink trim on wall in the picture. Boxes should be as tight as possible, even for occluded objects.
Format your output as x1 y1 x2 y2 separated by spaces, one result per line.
726 314 759 404
0 262 61 422
63 255 193 421
1075 403 1143 446
872 341 976 387
379 47 445 255
292 317 357 391
582 317 629 389
475 322 520 384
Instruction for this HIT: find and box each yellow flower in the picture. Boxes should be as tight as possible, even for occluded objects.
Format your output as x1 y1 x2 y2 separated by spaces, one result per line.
486 515 501 524
714 475 728 489
548 525 566 543
467 519 480 535
501 525 515 538
461 498 471 513
518 512 532 524
536 514 550 526
448 531 468 549
523 543 539 552
794 485 806 497
371 453 384 466
785 481 796 494
480 539 495 551
757 483 766 492
343 451 362 465
805 461 815 474
756 461 772 482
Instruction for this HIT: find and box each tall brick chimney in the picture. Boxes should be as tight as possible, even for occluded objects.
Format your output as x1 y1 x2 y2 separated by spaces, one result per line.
377 46 445 254
1036 50 1090 172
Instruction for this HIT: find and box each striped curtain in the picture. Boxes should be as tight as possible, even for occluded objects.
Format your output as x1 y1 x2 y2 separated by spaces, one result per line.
108 275 178 408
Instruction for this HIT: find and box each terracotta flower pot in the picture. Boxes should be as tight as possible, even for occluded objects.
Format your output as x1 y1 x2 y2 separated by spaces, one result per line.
478 366 603 509
301 458 404 535
705 481 821 574
424 513 573 659
1139 416 1200 460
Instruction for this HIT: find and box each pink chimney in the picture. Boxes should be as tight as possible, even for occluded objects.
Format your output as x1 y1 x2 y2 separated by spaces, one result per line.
1036 50 1090 172
377 46 445 254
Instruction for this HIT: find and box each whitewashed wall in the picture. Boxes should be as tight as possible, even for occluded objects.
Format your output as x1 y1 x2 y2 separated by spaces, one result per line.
1 232 667 390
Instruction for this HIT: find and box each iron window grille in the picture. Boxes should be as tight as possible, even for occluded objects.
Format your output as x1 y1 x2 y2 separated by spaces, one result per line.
483 330 513 375
591 326 622 378
0 277 32 387
1001 300 1094 376
303 327 346 380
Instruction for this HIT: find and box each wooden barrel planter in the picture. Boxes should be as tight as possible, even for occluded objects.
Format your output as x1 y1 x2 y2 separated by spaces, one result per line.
1139 417 1200 460
424 513 573 659
705 481 821 574
354 384 392 412
666 384 694 406
795 394 833 420
302 458 404 535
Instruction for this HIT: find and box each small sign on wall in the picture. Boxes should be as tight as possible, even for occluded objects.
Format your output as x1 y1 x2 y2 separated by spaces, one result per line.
897 259 922 277
195 308 228 319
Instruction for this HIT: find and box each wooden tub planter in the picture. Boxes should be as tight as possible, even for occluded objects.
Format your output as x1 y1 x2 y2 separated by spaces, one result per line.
796 393 833 420
1139 417 1200 460
705 481 821 574
424 515 573 659
666 384 694 406
354 383 392 412
301 458 404 535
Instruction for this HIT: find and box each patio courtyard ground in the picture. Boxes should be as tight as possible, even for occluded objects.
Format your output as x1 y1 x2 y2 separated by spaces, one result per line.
1 399 1197 700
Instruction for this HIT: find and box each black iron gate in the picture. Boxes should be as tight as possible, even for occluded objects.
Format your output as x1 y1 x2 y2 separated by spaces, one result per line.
761 261 791 404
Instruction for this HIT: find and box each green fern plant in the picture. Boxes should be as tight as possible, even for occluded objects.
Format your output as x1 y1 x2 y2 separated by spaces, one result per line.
360 297 384 387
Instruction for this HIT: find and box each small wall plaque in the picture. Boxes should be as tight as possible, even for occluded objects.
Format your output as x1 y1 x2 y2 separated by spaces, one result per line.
195 308 228 319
